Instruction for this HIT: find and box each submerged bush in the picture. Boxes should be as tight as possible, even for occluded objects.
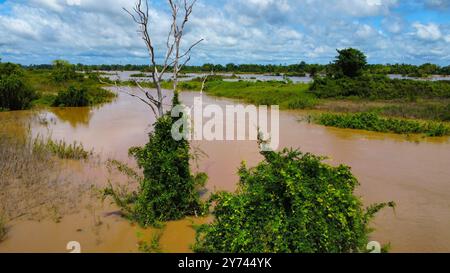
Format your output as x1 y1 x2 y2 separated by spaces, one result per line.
0 62 38 110
130 114 207 226
315 112 450 136
104 92 207 227
194 148 394 253
52 86 90 107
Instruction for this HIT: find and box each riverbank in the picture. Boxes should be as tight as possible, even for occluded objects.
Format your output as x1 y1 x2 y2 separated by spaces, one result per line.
150 77 450 134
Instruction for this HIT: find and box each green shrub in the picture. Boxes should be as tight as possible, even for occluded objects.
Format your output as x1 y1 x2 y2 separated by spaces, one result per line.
0 62 38 110
315 112 450 136
311 75 450 100
194 148 394 253
51 60 80 82
104 92 207 227
52 86 90 107
129 112 207 226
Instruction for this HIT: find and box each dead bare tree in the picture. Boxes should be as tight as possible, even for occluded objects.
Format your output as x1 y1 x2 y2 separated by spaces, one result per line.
123 0 203 117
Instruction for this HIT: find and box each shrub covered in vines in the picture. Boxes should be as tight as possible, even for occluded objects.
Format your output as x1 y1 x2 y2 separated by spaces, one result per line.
194 147 394 253
104 92 207 227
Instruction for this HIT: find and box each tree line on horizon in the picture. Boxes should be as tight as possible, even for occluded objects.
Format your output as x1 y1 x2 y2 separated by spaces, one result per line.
18 60 450 77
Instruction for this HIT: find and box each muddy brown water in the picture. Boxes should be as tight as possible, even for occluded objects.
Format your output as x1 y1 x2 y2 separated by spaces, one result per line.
1 87 450 253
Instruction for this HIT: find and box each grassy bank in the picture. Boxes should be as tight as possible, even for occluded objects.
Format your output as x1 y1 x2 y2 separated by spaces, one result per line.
117 74 450 126
155 79 317 109
313 112 450 136
25 69 116 107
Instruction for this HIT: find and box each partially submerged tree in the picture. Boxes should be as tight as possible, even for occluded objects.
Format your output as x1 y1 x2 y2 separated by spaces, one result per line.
104 0 207 227
122 0 203 116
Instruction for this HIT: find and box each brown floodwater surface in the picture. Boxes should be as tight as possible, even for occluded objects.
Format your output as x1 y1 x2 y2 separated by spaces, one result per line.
1 88 450 253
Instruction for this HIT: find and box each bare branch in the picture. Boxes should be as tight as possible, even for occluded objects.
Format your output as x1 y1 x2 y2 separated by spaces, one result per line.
121 0 201 117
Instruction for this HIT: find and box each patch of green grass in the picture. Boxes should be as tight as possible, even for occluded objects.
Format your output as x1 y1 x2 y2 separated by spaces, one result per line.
311 75 450 100
313 112 450 136
130 73 150 78
23 69 116 107
204 80 316 109
378 102 450 122
33 137 93 160
170 80 316 109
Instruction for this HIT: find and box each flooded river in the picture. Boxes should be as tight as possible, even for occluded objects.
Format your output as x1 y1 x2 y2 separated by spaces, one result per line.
101 71 450 84
1 87 450 253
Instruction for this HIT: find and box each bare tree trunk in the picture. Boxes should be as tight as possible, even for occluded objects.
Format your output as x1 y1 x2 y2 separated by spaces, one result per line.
123 0 203 117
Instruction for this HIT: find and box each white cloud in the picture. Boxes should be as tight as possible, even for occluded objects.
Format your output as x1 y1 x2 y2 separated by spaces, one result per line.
0 0 449 65
413 22 442 41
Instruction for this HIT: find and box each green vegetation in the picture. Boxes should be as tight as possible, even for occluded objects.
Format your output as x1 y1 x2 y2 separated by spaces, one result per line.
33 137 93 160
26 59 450 76
0 62 38 110
194 145 394 253
330 48 367 78
0 60 116 110
171 79 317 110
0 118 88 225
51 60 80 82
314 112 450 136
137 230 163 253
130 73 150 78
52 86 90 107
378 103 450 122
103 93 207 227
367 63 450 77
311 74 450 100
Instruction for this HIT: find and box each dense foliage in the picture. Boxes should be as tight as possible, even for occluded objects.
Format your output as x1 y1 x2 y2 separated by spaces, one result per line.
367 63 450 77
52 86 90 107
24 60 450 76
316 112 450 136
51 60 81 82
0 62 38 110
331 48 367 78
104 93 207 227
311 75 450 100
194 147 394 253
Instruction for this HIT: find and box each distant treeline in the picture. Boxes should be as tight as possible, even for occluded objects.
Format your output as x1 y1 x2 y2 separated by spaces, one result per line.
23 62 450 76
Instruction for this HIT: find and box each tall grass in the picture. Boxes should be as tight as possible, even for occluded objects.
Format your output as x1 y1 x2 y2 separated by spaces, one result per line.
0 117 92 227
33 136 93 160
169 80 316 109
314 112 450 136
204 81 316 109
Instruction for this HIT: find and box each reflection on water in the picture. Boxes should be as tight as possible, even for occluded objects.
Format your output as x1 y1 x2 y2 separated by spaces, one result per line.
50 107 92 128
1 87 450 253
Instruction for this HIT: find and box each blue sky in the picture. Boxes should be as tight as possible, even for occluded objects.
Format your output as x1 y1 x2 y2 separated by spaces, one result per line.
1 0 449 65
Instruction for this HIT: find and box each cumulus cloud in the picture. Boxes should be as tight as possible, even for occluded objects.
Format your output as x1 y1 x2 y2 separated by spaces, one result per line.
413 22 442 41
0 0 449 65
